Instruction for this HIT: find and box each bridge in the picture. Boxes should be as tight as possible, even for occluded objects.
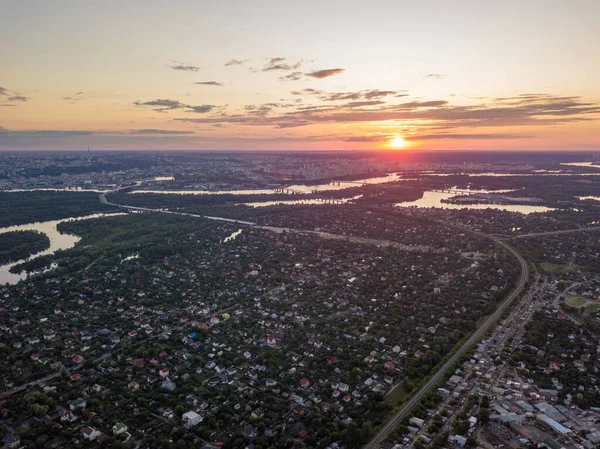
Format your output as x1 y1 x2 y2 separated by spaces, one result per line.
430 188 480 195
273 180 369 195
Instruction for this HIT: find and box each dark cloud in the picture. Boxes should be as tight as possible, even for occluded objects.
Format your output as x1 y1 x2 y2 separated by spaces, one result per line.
63 91 85 101
134 99 216 114
322 92 363 101
0 87 9 96
407 133 532 141
244 104 273 116
224 58 247 66
129 129 195 135
363 90 399 99
279 72 304 81
391 100 448 109
343 100 387 108
425 73 445 79
305 68 345 79
0 129 95 138
291 88 325 96
170 64 200 72
187 105 215 113
134 99 185 110
194 81 223 87
173 94 600 132
319 89 401 102
263 57 303 72
8 96 29 102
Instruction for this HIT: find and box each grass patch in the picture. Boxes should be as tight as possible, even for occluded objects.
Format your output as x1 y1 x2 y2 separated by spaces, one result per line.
385 378 410 405
540 263 574 275
586 304 600 313
568 297 586 307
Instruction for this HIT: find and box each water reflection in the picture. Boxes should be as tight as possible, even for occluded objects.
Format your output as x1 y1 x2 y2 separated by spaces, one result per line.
244 196 362 208
396 190 555 214
0 213 124 285
560 162 599 168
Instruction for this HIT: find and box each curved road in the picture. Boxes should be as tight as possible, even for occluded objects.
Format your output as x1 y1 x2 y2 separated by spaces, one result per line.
365 228 529 448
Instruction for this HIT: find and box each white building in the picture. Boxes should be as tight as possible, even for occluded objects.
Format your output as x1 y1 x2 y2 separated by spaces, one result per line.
182 411 203 428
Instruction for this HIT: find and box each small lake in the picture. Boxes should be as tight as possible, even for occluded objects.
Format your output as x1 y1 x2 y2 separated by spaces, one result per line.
0 213 123 285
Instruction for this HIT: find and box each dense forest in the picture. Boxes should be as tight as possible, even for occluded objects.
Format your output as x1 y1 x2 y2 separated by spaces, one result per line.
0 230 50 264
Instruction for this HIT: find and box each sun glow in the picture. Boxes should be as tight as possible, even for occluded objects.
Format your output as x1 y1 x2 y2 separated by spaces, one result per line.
389 135 408 149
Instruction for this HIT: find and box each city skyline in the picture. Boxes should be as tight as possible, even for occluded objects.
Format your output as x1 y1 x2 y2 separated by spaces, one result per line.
1 0 600 151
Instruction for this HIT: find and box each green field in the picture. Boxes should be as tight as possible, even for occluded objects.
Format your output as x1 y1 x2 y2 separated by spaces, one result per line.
385 377 410 405
540 263 574 275
568 297 586 307
586 304 600 313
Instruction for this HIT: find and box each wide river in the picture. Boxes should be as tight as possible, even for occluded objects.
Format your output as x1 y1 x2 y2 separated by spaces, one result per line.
0 213 122 285
2 165 594 284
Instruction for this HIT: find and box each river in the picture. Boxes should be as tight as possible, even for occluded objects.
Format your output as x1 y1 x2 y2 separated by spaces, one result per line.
0 213 123 285
0 167 589 284
395 190 555 213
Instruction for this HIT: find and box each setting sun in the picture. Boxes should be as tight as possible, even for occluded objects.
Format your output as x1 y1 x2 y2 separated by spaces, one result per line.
389 136 409 149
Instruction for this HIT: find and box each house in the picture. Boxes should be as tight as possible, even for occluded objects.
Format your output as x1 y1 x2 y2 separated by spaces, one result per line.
243 424 257 438
185 395 198 406
59 410 76 422
112 422 128 435
132 358 145 367
3 434 20 449
383 361 395 371
300 378 310 389
267 335 276 346
69 398 87 410
43 329 55 340
128 381 139 391
182 411 203 428
162 379 176 391
82 426 101 441
159 368 169 378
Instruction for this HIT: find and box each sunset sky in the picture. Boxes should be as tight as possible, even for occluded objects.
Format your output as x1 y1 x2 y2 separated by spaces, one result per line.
1 0 599 151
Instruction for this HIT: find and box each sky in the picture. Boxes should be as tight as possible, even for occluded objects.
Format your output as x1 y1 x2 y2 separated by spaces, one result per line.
1 0 599 151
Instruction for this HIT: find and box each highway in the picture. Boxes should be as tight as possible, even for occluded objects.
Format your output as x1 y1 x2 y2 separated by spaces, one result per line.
100 188 439 252
99 188 256 226
365 228 530 448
